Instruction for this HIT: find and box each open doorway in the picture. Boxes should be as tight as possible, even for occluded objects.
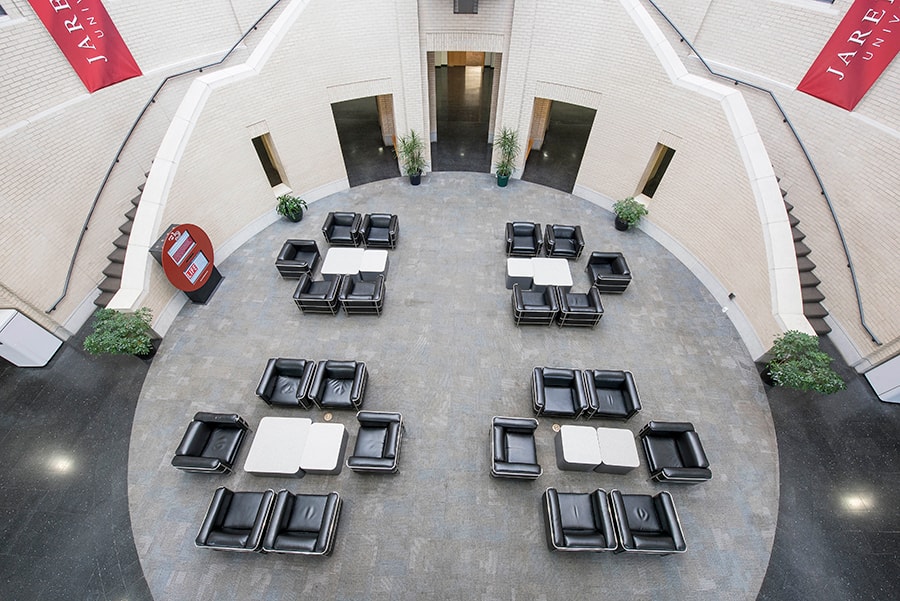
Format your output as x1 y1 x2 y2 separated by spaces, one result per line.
430 52 494 172
331 96 399 187
522 100 596 193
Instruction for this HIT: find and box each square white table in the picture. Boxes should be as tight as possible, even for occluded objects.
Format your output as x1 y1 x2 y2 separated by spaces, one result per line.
359 249 389 282
321 247 365 280
595 426 640 474
506 258 534 289
243 416 311 477
299 422 348 475
554 425 602 471
531 257 573 292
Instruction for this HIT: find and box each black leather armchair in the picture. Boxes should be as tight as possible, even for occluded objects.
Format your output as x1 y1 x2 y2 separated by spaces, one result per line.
542 488 617 552
262 490 342 555
512 284 559 326
256 358 316 408
339 274 385 316
608 490 686 554
557 286 603 327
583 370 642 420
307 360 367 410
360 213 399 248
275 239 321 278
505 221 543 257
586 252 632 293
491 416 542 479
347 411 403 473
322 211 362 246
171 412 250 474
195 487 275 552
532 367 588 418
293 273 342 315
545 224 585 259
639 421 712 483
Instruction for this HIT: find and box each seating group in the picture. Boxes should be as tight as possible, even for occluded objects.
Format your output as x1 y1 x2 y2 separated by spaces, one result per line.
542 487 686 554
512 284 603 327
195 486 342 555
256 358 367 411
532 367 643 420
322 211 400 248
505 221 584 259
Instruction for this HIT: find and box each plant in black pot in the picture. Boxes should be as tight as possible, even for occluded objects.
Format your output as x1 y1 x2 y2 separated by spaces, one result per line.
276 194 308 222
396 130 427 185
83 307 156 358
612 196 648 231
763 330 845 394
493 126 520 187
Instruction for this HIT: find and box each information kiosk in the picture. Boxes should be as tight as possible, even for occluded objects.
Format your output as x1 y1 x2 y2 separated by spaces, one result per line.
160 224 222 303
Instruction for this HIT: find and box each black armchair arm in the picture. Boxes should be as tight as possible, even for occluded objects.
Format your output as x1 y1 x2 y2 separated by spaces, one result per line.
196 487 230 546
544 488 566 549
545 225 557 251
656 492 686 551
357 410 401 426
641 421 695 435
193 412 248 428
350 362 368 404
321 212 336 237
679 431 710 468
494 461 542 478
532 367 548 411
574 225 585 249
172 455 223 471
255 359 279 400
347 456 397 470
572 370 589 413
656 466 713 481
608 490 634 549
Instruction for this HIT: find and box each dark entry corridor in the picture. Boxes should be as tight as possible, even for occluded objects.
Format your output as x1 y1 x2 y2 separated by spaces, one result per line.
522 101 596 193
332 97 399 187
431 66 493 172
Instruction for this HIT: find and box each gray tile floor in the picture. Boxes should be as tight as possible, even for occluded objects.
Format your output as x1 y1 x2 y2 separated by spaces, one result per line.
129 173 777 600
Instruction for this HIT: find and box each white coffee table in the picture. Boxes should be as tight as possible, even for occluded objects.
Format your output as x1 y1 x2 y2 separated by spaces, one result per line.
243 417 312 476
321 247 365 280
359 249 389 282
299 422 348 475
595 427 640 474
532 257 573 292
555 425 602 471
506 258 534 289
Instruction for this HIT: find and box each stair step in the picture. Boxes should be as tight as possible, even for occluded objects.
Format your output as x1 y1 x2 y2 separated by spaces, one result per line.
107 247 127 263
781 188 788 199
804 302 829 318
794 241 812 257
783 199 793 211
796 256 817 272
792 227 806 242
131 193 142 206
118 221 133 235
808 317 832 335
802 287 826 303
94 291 116 307
789 214 800 227
137 183 145 192
98 276 121 293
799 271 821 287
102 262 123 278
125 205 137 221
113 233 131 249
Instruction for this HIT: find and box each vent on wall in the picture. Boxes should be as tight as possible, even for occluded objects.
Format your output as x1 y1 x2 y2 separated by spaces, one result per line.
454 0 478 14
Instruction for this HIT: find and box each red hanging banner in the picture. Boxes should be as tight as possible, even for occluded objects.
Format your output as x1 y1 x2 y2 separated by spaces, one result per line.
797 0 899 111
28 0 142 93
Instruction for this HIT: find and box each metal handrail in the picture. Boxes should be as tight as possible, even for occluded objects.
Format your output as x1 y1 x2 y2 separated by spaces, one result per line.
47 0 285 314
644 0 881 345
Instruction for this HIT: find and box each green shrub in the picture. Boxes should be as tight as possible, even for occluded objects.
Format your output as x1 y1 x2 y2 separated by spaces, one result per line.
83 308 153 356
767 330 845 394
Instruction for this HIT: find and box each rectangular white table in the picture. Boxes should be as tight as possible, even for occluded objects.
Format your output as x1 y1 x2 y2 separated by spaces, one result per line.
359 249 389 282
595 426 640 474
243 416 312 477
299 422 348 475
532 257 573 292
321 247 365 280
554 425 603 471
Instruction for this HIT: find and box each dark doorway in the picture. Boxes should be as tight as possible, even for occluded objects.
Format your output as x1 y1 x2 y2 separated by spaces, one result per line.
331 96 399 187
522 101 596 193
431 65 493 172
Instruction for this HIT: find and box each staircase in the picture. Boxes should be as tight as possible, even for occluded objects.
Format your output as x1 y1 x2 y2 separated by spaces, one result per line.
94 180 146 307
781 184 831 335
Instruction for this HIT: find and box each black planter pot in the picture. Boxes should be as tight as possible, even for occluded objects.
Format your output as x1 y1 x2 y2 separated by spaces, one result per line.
409 172 422 186
136 338 161 361
497 174 510 187
759 365 775 387
284 210 303 223
614 216 629 231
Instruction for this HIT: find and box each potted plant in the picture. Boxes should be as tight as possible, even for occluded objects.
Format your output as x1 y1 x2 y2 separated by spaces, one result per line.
83 307 156 358
763 330 845 394
612 196 648 230
396 130 427 185
276 194 308 222
493 127 520 187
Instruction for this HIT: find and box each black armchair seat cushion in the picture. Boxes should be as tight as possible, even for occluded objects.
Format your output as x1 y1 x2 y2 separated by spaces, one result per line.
293 274 342 314
543 488 617 552
491 416 541 479
276 239 320 278
506 221 542 256
196 487 275 552
347 411 403 473
172 412 249 473
322 211 362 246
545 224 585 259
308 360 367 409
256 358 316 408
532 367 588 417
584 370 642 420
262 490 342 555
609 490 686 554
639 421 711 483
361 213 399 248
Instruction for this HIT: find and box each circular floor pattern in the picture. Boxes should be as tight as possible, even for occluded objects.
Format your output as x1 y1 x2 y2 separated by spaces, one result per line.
129 173 777 601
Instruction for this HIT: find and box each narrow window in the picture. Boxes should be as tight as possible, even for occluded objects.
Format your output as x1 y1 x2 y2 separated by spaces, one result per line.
454 1 478 14
251 134 284 187
0 6 8 17
641 144 676 198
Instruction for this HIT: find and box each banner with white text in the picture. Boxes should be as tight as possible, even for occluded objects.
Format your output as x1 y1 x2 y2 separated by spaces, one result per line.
797 0 899 111
28 0 142 93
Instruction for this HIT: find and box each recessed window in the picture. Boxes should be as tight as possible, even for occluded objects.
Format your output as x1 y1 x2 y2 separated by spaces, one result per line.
251 134 285 188
454 1 478 14
0 5 8 18
640 144 676 198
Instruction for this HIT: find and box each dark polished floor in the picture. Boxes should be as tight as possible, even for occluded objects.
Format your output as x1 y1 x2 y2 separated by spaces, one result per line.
522 100 596 193
431 66 493 173
332 96 400 187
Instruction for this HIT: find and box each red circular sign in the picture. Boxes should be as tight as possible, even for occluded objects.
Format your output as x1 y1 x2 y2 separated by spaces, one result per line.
161 224 215 292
